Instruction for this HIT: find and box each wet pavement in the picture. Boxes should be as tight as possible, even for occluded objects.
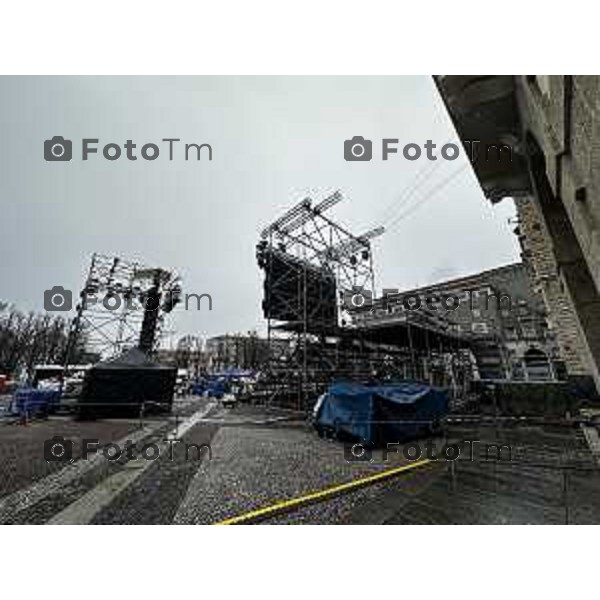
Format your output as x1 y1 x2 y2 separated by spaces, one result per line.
1 397 599 524
261 422 600 524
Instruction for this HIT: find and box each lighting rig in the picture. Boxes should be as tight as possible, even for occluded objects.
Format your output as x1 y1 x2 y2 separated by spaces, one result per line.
63 253 182 369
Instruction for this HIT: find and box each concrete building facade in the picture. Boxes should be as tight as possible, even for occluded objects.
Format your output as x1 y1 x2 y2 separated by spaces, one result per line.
205 333 290 371
435 75 600 394
514 196 590 377
363 263 561 382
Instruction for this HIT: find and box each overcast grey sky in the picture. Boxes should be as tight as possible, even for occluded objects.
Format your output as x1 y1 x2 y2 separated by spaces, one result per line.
0 76 518 342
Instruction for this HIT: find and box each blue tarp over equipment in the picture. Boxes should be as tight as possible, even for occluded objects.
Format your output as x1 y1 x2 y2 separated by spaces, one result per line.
11 388 62 418
191 377 229 399
192 370 255 398
315 381 449 444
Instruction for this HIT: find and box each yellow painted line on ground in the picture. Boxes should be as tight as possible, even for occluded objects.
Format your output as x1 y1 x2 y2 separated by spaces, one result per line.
214 459 432 525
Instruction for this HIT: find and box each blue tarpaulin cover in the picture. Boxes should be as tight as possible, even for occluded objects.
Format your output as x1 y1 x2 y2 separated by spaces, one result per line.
315 381 449 444
192 370 256 398
11 388 62 417
213 369 255 378
192 378 229 398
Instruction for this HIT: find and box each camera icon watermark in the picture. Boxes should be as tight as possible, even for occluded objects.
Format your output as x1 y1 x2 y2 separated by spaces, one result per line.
344 442 373 462
344 136 372 161
42 285 212 314
43 436 213 463
44 436 74 462
344 440 514 464
44 286 73 312
44 136 73 162
343 286 373 310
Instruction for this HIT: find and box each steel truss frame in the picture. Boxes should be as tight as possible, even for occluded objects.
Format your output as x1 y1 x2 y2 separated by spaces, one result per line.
256 192 477 410
64 253 181 369
257 191 390 408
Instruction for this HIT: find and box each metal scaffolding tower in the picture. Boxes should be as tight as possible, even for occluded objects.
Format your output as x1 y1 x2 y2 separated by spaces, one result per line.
63 253 181 369
256 191 386 408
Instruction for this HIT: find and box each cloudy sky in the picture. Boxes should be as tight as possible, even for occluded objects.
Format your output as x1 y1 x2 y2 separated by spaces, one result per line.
0 76 518 342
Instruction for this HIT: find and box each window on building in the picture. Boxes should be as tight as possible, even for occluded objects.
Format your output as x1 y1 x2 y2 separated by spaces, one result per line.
523 348 553 381
472 322 489 334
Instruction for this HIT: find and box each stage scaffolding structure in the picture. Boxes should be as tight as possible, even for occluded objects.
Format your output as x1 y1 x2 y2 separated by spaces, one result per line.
255 191 476 410
256 191 387 408
63 253 181 371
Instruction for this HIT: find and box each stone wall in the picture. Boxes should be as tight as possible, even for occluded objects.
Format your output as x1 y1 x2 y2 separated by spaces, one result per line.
515 76 600 390
434 74 600 393
517 76 600 290
514 196 591 376
381 263 561 381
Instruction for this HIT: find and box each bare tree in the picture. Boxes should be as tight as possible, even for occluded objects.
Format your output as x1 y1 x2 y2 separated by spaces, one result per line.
0 303 83 377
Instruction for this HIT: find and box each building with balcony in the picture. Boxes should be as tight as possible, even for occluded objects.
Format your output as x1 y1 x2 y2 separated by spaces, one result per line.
360 263 561 382
435 75 600 394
